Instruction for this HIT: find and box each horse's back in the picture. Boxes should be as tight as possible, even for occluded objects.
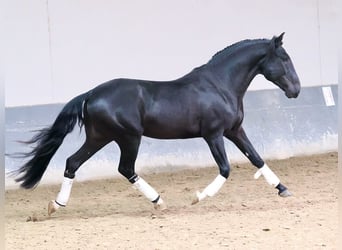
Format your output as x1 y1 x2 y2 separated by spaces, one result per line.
84 78 204 139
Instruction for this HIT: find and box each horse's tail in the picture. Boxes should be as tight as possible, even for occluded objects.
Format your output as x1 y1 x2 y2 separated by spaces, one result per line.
13 92 90 189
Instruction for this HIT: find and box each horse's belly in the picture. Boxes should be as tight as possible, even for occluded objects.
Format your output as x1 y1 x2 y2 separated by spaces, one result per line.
142 117 200 139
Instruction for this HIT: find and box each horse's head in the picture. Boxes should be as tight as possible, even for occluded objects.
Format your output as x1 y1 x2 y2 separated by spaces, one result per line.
260 33 300 98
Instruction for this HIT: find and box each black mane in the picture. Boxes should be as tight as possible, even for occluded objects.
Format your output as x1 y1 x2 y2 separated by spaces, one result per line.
208 38 269 65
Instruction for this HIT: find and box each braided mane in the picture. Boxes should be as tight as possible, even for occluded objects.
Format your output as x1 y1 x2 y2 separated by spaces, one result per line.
207 38 269 65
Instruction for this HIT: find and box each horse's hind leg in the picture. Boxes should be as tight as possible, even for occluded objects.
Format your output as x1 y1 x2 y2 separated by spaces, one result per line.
48 138 108 216
117 135 166 210
225 127 291 197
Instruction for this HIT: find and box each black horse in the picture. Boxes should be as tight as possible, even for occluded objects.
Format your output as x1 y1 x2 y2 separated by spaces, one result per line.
14 33 300 214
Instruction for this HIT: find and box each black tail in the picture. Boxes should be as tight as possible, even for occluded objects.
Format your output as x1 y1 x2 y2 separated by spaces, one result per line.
13 92 90 189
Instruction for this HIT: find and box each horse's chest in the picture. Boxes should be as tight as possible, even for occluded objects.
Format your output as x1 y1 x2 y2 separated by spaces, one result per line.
213 102 244 130
223 108 243 127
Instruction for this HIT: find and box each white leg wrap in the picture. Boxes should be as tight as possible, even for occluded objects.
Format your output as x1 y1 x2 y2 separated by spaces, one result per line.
133 176 160 202
55 177 74 206
254 164 280 187
196 175 226 202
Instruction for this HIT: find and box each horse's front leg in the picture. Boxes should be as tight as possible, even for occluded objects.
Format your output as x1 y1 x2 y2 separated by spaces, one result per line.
192 135 229 204
225 127 291 197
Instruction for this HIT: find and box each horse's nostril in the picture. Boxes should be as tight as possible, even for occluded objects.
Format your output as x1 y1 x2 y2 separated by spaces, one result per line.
292 91 299 98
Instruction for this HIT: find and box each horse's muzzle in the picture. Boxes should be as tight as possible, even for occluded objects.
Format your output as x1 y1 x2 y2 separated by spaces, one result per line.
285 82 300 98
286 89 300 98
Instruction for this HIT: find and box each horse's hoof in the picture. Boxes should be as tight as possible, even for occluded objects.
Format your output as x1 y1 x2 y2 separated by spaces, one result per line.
191 196 199 205
154 203 167 211
153 198 167 211
191 191 203 205
48 200 58 216
279 189 292 197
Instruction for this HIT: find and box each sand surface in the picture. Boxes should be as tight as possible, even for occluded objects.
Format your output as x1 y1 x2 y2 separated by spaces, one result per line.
5 152 337 250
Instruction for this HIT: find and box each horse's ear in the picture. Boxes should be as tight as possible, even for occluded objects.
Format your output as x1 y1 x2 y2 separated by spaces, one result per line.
269 32 284 52
274 32 285 47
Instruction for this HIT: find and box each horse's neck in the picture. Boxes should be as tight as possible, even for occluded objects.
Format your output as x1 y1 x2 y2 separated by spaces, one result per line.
207 44 268 98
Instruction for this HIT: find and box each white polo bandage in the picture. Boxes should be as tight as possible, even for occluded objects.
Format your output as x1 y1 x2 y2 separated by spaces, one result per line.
254 164 280 187
133 177 160 202
55 177 74 206
196 175 226 201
